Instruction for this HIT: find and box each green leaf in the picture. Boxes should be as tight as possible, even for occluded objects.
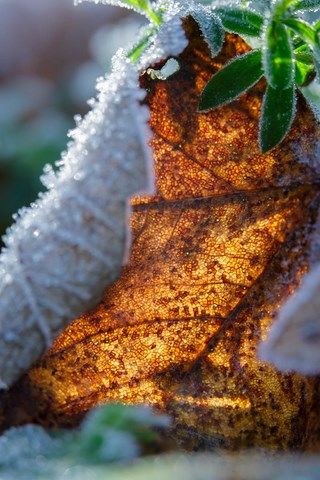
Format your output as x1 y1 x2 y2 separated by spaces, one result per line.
294 43 314 63
294 44 316 84
283 18 320 77
282 18 317 45
292 0 320 11
259 84 296 152
128 28 156 62
199 50 263 111
273 0 300 18
295 58 316 85
214 7 264 37
263 20 294 90
192 11 224 57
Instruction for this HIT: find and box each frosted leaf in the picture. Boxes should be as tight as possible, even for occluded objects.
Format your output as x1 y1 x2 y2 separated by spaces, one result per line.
262 17 294 91
259 262 320 375
0 50 154 388
191 5 224 57
293 0 320 12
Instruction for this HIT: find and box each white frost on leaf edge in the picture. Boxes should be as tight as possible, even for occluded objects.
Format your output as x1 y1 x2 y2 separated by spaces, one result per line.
259 261 320 375
137 1 188 70
0 3 189 390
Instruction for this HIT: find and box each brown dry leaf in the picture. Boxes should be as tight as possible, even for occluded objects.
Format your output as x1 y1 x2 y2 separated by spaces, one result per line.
1 19 320 450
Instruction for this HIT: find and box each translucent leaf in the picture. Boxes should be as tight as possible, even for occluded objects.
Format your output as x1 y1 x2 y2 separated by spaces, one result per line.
192 9 224 57
283 18 320 77
292 0 320 11
1 25 319 452
199 50 263 111
214 7 264 37
263 20 294 90
260 84 296 152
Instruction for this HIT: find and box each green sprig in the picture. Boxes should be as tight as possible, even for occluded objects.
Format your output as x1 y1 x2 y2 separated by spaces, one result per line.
199 0 320 153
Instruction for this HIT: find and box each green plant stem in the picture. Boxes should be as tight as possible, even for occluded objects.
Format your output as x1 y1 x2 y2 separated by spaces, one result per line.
146 6 162 25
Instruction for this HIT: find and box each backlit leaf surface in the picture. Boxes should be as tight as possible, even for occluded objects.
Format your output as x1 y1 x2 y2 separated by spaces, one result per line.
1 20 320 451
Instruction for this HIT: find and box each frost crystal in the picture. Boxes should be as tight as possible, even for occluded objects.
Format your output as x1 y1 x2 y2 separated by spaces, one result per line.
259 262 320 375
0 51 154 388
191 5 224 57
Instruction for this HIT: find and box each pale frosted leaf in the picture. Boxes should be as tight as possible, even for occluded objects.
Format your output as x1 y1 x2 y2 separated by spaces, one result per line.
260 262 320 375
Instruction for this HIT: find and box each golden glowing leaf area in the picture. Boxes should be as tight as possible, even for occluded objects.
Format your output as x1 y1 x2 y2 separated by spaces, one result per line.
1 20 320 450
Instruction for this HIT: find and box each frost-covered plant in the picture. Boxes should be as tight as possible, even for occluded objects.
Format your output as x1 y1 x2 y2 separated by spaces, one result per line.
0 403 169 480
199 0 320 152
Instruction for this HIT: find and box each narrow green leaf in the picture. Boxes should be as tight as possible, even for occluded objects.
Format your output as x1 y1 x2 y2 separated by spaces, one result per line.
294 43 314 64
263 20 294 89
199 50 263 111
192 11 224 57
214 7 264 37
259 84 296 152
282 18 317 45
292 0 320 11
128 28 156 62
295 58 316 85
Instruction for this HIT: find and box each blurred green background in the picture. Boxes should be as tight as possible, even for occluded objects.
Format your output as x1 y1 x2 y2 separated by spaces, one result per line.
0 0 143 242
